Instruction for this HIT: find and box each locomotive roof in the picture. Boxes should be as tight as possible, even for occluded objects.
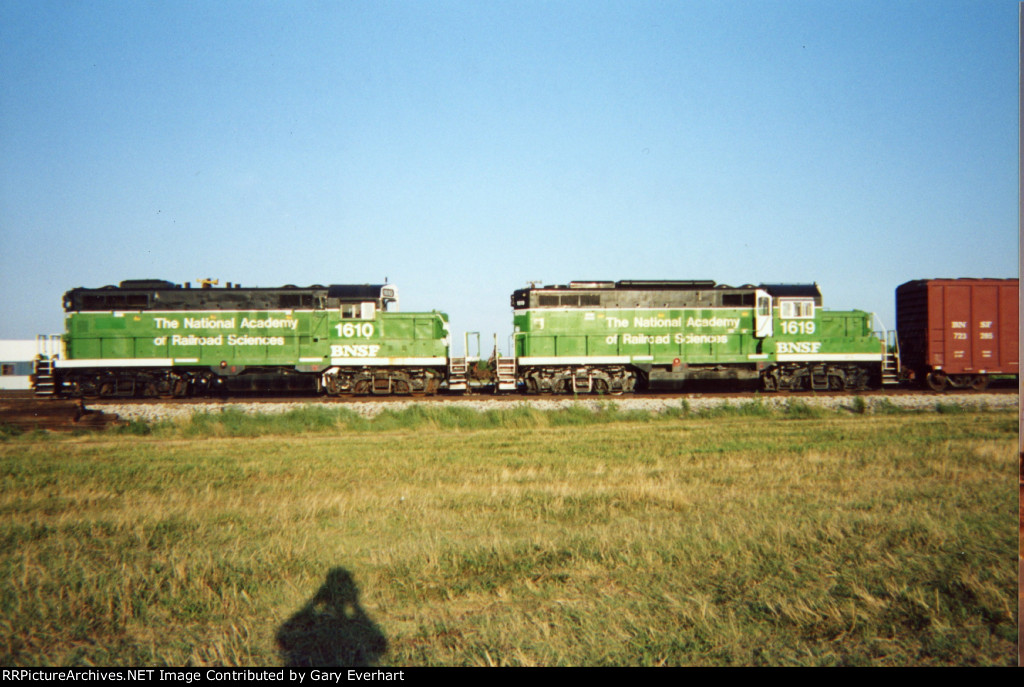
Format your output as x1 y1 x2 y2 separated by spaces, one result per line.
518 281 820 296
523 280 819 294
511 280 822 310
62 281 398 312
759 284 822 299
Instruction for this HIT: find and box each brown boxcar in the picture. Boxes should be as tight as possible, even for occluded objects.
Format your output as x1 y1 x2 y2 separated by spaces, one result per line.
896 278 1019 391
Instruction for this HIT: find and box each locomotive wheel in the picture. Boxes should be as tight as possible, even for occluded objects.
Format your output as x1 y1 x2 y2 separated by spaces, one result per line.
173 378 189 397
98 376 117 397
925 371 948 392
524 376 540 395
789 370 808 392
78 378 99 398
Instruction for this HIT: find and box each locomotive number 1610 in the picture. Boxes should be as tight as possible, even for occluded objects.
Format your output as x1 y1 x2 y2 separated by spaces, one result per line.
335 323 374 338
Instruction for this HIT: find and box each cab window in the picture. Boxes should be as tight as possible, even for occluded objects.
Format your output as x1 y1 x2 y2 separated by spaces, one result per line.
779 300 815 319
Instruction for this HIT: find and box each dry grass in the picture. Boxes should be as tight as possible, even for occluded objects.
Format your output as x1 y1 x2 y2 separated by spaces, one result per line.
0 409 1017 666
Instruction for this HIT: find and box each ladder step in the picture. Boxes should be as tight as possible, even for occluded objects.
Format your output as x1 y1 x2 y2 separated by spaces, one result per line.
33 357 56 396
447 357 469 393
494 357 517 393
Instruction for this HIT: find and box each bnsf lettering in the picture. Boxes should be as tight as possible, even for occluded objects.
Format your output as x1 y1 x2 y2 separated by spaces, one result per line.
331 344 382 357
776 341 823 354
951 321 967 329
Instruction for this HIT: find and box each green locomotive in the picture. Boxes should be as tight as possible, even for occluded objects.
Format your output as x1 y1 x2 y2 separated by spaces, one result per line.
36 277 892 398
49 280 450 397
511 280 888 393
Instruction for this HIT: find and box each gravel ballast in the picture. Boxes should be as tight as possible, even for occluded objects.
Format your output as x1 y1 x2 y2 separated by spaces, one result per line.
98 393 1019 424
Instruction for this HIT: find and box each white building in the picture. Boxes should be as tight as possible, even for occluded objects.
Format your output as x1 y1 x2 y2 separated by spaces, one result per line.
0 338 61 391
0 340 38 390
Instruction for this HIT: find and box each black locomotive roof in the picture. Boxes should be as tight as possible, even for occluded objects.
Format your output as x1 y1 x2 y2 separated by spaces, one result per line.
511 280 822 309
327 284 395 299
63 281 396 312
760 284 821 300
118 279 178 289
521 280 819 294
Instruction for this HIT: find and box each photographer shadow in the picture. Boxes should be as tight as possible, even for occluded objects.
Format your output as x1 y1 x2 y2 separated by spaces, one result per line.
276 567 388 667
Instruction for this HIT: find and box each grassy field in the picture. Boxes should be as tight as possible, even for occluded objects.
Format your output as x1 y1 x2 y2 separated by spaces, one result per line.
0 403 1017 666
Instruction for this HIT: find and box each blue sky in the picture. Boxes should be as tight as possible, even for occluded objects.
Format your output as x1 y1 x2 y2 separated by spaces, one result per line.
1 0 1018 351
